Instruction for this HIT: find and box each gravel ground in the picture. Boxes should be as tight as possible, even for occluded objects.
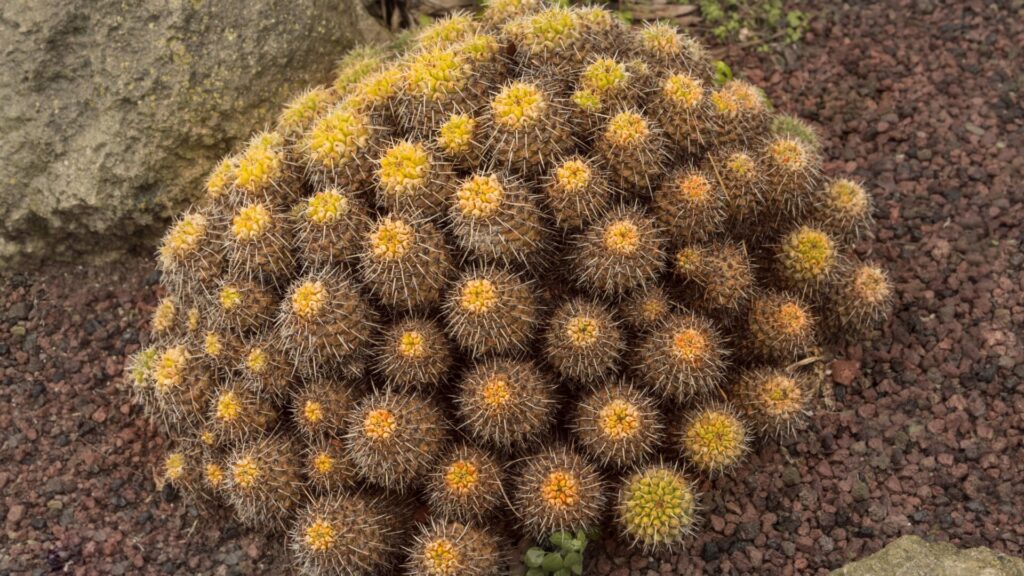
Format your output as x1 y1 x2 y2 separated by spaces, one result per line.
1 1 1022 574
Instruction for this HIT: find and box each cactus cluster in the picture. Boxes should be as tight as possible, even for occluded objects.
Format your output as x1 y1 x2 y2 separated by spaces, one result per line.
132 3 892 573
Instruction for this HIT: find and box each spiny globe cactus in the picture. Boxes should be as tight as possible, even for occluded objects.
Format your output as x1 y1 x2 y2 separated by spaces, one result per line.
289 492 402 576
616 463 700 552
513 445 606 539
405 519 505 576
136 3 893 571
675 404 750 476
426 443 506 523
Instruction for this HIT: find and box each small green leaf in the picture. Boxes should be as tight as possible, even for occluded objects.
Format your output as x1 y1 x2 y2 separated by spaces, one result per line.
541 552 565 571
554 570 571 576
525 569 545 576
525 548 546 568
549 531 572 549
564 551 582 569
712 60 733 86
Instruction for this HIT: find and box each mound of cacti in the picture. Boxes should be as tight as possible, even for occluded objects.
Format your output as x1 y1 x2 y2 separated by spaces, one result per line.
129 1 892 573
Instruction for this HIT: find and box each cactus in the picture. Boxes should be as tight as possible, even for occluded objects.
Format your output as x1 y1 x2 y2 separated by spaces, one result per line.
374 316 453 391
541 155 615 231
225 434 304 529
207 381 279 443
293 186 371 269
289 492 401 576
345 389 447 492
775 225 839 297
616 463 700 552
375 139 454 219
277 269 376 379
636 312 727 403
426 444 506 523
544 297 624 388
449 173 548 269
596 110 667 194
486 80 572 176
652 168 726 244
359 215 452 311
302 435 359 495
572 381 663 469
213 276 277 334
673 241 755 315
513 445 606 539
443 265 540 357
734 367 809 436
291 378 356 440
406 520 504 576
158 208 224 296
824 261 893 337
617 285 674 333
138 4 893 568
654 73 709 156
745 291 816 362
676 403 750 475
455 358 556 452
572 205 665 298
813 179 874 241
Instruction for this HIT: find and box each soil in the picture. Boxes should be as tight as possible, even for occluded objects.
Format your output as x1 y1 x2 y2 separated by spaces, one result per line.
1 0 1022 574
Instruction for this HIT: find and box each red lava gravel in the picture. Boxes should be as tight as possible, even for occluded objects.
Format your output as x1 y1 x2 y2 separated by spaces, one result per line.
1 1 1022 574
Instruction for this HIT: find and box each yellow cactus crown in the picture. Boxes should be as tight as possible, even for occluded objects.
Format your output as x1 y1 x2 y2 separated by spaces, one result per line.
603 220 640 254
292 280 327 320
418 13 478 48
205 157 236 200
605 111 650 147
827 179 869 215
364 408 398 440
405 49 469 101
853 264 892 304
554 159 592 192
305 188 350 225
279 87 335 132
582 58 628 94
639 22 682 56
160 213 208 263
231 203 273 241
423 538 461 575
303 519 336 552
459 278 499 314
444 460 480 495
565 315 601 347
540 470 580 509
663 74 704 109
598 399 641 440
369 217 415 260
234 132 284 192
305 106 372 168
379 140 431 195
456 174 505 219
671 327 709 364
492 82 547 130
438 113 476 155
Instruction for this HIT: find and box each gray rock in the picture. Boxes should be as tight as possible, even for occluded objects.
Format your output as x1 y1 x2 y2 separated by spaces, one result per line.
832 535 1024 576
0 0 388 268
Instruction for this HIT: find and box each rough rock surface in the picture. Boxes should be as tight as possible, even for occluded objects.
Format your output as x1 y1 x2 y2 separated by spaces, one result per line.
831 536 1024 576
0 0 388 268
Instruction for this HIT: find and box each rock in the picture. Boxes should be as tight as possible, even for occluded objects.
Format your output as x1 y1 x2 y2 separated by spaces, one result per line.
6 504 25 524
0 0 388 269
831 536 1024 576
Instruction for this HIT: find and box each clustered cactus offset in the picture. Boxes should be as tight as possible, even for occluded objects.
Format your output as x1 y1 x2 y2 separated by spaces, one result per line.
132 3 892 573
